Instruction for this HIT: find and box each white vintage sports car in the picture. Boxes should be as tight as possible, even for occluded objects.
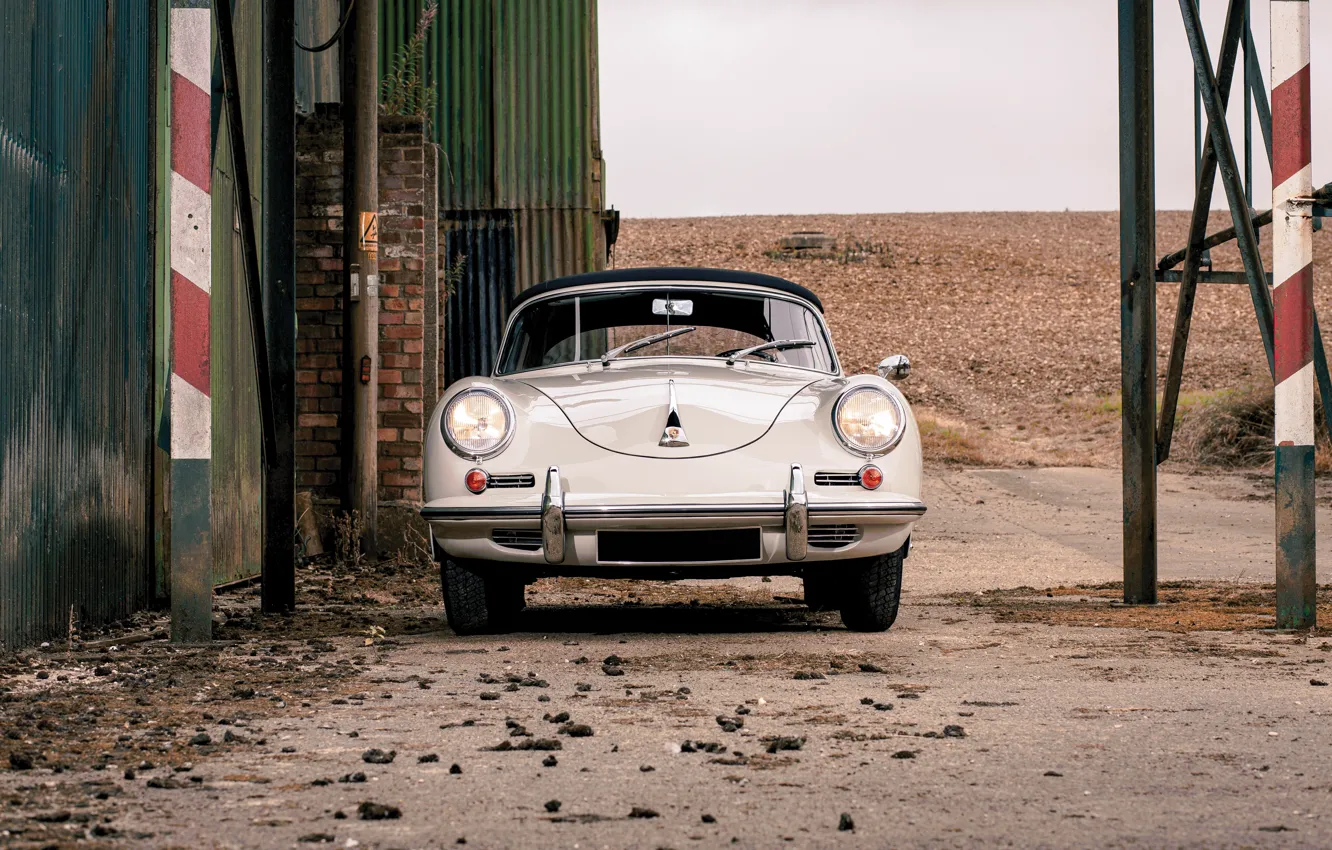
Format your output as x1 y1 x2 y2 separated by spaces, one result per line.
422 268 924 634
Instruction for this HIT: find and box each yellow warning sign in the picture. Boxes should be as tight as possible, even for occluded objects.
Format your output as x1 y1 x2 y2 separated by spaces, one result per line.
359 211 379 255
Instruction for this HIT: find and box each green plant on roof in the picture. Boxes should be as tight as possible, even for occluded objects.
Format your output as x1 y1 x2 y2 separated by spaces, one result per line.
380 1 438 127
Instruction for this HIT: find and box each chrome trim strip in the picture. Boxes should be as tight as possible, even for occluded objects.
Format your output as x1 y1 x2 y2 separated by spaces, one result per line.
785 464 808 561
542 466 566 564
421 500 926 522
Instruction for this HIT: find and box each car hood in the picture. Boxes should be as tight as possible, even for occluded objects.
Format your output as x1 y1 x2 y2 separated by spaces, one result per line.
515 361 820 458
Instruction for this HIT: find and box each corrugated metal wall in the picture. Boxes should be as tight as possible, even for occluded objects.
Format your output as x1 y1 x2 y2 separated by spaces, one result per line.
382 0 606 384
210 0 266 585
295 0 342 112
0 0 156 647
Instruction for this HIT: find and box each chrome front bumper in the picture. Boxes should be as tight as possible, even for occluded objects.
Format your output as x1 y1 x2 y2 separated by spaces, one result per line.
420 464 927 565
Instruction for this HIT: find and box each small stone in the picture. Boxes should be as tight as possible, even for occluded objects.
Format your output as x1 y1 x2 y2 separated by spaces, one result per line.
897 693 921 700
188 733 211 746
35 671 48 680
873 703 893 711
339 772 367 783
942 725 966 738
479 692 500 701
559 723 594 738
362 748 396 764
860 697 875 705
891 750 916 759
94 666 112 676
575 683 592 692
232 687 256 699
333 810 346 819
603 655 623 666
8 752 33 771
547 711 571 724
298 834 336 844
311 778 332 786
1311 679 1328 687
123 768 136 780
418 753 439 764
504 683 520 692
858 663 885 673
764 736 805 754
449 763 462 774
544 799 562 813
537 695 551 702
701 814 717 824
1044 771 1063 777
542 755 558 767
357 801 401 820
838 813 855 831
640 765 655 772
629 806 659 819
602 664 625 677
792 671 825 680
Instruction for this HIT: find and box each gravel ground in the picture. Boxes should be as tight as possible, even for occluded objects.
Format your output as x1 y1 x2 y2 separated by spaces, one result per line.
613 212 1332 466
4 469 1332 849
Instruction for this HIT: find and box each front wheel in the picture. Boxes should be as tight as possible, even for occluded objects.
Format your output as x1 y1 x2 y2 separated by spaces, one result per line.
437 548 525 635
837 546 905 632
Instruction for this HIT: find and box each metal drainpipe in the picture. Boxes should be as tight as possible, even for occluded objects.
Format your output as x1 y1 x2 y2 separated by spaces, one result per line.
1271 0 1316 629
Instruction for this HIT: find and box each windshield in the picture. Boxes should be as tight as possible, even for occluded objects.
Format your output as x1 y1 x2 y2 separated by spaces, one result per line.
496 287 836 375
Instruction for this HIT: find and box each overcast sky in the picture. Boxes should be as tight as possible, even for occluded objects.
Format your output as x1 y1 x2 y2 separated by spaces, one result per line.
598 1 1332 217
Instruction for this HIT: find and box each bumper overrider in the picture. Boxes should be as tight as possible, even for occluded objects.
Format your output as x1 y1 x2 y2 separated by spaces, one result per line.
421 464 927 567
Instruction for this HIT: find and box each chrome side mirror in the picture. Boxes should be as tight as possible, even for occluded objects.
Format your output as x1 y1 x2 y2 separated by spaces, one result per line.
877 354 910 380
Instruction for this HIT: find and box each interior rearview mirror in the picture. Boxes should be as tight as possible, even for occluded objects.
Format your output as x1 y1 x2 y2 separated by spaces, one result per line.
878 354 910 380
652 298 693 317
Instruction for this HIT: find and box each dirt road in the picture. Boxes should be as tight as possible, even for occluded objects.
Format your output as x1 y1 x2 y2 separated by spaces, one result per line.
4 468 1332 849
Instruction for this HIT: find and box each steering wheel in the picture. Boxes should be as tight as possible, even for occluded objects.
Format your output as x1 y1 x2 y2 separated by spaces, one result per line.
716 347 777 362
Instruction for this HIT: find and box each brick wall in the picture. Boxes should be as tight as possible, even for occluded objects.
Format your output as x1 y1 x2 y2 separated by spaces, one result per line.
294 107 438 505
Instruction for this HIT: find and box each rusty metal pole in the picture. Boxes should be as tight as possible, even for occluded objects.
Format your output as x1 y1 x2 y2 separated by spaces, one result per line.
1119 0 1157 604
344 0 379 557
1271 0 1315 629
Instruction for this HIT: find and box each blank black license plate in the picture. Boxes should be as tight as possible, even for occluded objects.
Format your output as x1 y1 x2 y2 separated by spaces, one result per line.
597 528 761 563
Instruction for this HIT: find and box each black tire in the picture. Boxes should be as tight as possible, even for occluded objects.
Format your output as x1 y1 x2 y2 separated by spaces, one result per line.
437 549 525 635
837 546 905 632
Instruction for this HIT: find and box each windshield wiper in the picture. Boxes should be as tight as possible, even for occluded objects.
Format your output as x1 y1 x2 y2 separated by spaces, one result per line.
725 339 815 365
600 326 697 367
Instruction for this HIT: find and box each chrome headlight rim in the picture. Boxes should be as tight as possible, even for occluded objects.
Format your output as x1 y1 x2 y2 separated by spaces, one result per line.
441 387 516 461
832 386 907 458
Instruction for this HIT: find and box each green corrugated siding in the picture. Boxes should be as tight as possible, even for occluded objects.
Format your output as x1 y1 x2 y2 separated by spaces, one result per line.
0 0 156 647
211 0 266 585
381 0 603 214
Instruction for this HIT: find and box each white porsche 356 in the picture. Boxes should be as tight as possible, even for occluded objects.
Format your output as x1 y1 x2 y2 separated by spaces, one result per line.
421 268 925 634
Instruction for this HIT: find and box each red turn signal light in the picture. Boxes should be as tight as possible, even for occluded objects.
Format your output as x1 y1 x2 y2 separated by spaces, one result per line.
464 469 489 494
859 465 883 490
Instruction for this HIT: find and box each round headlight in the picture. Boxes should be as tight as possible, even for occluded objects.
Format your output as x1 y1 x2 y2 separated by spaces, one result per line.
833 387 906 455
443 389 514 458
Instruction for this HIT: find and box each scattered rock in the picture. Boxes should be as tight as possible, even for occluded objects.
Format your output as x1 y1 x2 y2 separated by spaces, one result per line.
603 655 623 666
559 723 594 738
339 772 367 783
545 711 571 724
487 739 562 751
298 834 336 844
362 748 396 764
188 733 211 746
575 683 593 692
9 752 33 770
602 664 625 677
31 810 71 823
897 693 921 700
858 663 885 673
792 671 825 680
544 799 562 813
357 801 401 821
860 697 875 705
1044 771 1063 777
640 765 655 772
891 750 916 759
1312 679 1328 687
123 768 136 780
629 806 659 819
232 686 256 699
873 703 893 711
764 736 805 754
715 716 744 733
450 764 462 774
942 725 967 738
701 814 717 824
479 692 500 701
418 754 439 764
839 813 855 831
94 666 112 676
542 755 558 767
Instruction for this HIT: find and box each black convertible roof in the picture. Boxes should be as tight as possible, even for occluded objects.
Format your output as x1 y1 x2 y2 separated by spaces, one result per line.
510 267 824 313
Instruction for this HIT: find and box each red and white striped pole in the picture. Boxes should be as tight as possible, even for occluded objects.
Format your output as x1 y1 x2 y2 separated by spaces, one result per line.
168 1 214 642
1272 0 1315 629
